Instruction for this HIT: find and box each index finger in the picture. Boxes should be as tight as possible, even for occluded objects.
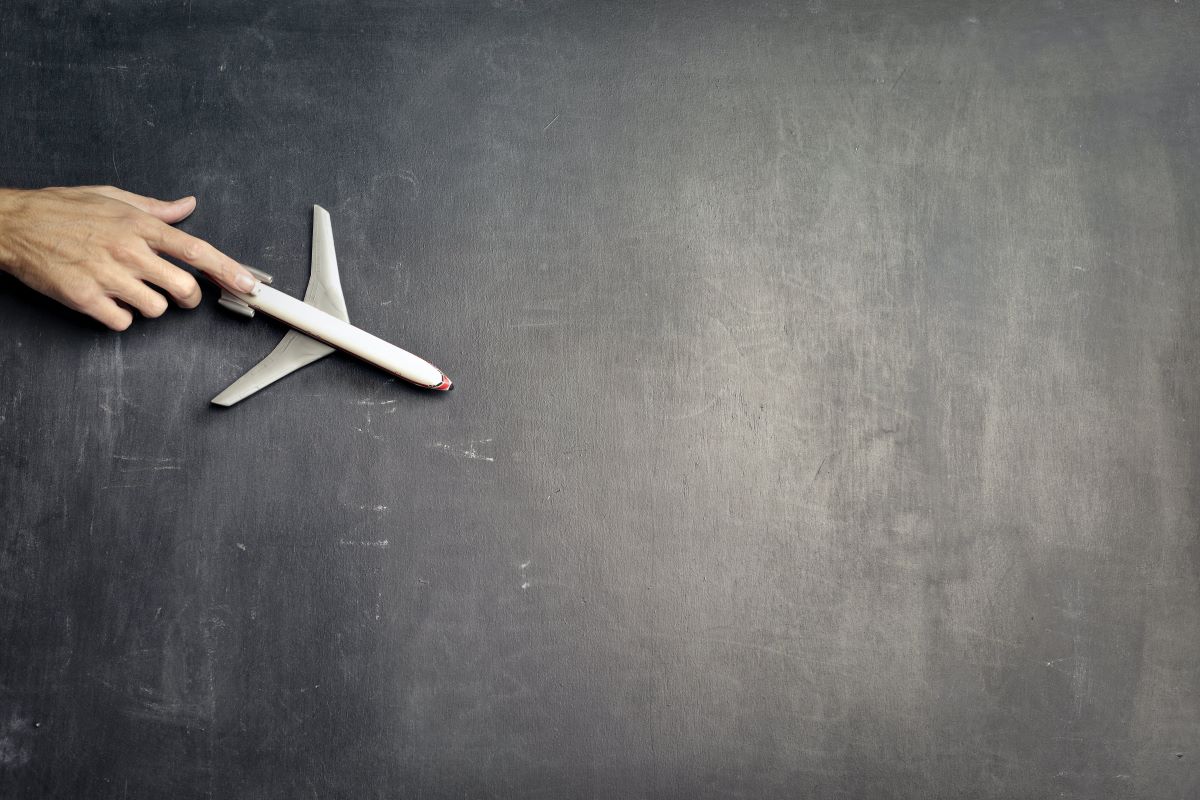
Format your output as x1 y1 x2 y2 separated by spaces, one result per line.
143 219 257 294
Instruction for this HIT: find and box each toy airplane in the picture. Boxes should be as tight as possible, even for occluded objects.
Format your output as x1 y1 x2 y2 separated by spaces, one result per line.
210 206 453 406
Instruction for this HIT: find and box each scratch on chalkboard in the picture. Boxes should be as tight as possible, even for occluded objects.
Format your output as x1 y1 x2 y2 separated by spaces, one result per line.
113 455 184 472
1044 656 1074 674
510 319 565 328
888 61 911 95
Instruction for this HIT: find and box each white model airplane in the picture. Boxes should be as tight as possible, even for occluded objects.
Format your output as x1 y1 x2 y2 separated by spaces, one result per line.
211 206 453 406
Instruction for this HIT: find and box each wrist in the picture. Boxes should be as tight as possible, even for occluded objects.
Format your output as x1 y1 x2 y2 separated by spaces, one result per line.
0 189 28 274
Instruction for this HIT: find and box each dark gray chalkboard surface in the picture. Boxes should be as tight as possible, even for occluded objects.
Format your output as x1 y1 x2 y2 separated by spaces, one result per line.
1 1 1198 797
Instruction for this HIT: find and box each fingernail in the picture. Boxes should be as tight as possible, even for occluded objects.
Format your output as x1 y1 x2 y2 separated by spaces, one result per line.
235 273 256 293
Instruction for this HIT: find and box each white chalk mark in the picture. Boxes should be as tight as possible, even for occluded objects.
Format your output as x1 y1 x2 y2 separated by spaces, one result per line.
543 113 560 131
431 440 496 462
511 319 564 328
117 464 183 473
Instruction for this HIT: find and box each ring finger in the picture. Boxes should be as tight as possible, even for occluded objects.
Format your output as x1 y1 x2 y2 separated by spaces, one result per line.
133 250 203 308
111 278 170 319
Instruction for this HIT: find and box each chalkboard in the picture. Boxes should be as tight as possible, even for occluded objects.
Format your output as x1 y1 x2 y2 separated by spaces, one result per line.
2 1 1198 797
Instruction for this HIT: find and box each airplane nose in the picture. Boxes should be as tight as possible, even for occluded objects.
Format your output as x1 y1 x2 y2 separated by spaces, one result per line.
433 374 454 391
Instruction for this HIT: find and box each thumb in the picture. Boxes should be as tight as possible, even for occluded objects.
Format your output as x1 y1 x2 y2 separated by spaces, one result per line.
150 195 197 223
86 185 197 222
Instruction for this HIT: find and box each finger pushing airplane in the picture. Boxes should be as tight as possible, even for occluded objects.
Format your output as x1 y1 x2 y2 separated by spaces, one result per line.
210 206 453 406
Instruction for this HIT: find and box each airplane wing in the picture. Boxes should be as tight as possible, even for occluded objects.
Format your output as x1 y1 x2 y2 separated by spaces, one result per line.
211 206 349 407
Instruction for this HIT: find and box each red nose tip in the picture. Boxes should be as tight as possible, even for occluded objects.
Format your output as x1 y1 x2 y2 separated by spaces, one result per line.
432 374 454 391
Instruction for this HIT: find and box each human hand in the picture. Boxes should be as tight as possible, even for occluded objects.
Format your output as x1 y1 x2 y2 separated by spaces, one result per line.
0 185 258 331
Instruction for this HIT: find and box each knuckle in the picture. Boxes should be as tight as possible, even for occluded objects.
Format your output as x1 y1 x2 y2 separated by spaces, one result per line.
174 274 201 300
144 297 168 318
93 261 124 285
107 241 136 263
63 284 99 310
131 215 157 238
